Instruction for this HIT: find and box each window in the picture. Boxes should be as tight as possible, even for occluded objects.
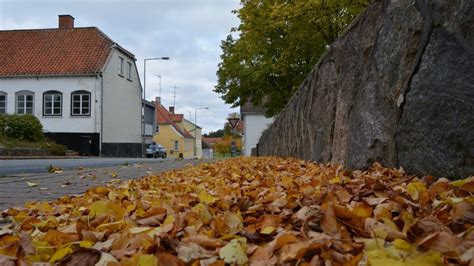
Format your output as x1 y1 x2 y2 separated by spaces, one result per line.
119 56 124 76
127 62 132 80
174 140 179 151
71 91 91 116
43 90 62 116
0 92 6 114
16 91 34 114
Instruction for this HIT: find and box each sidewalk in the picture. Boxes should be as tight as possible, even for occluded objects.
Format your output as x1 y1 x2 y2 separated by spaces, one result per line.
0 159 209 211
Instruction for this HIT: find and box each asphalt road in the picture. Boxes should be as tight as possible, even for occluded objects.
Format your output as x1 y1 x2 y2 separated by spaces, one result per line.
0 157 167 175
0 159 208 211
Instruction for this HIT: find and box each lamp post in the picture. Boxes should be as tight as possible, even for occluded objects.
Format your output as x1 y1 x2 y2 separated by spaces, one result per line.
142 57 169 158
143 57 169 100
194 107 209 157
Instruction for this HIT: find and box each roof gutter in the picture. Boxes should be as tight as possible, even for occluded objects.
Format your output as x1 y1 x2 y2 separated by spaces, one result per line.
0 73 100 78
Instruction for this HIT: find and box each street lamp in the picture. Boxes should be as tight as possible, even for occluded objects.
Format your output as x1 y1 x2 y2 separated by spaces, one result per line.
194 107 209 157
142 57 169 158
143 57 169 100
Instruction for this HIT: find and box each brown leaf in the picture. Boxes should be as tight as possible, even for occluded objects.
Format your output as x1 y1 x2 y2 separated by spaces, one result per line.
417 231 461 255
58 249 101 266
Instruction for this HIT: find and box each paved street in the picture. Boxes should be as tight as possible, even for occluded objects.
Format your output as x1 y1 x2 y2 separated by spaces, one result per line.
0 159 209 211
0 157 168 175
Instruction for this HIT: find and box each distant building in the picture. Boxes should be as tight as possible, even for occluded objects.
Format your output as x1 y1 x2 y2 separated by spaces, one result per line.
153 97 204 159
240 101 274 156
201 139 213 159
0 15 143 157
143 99 156 146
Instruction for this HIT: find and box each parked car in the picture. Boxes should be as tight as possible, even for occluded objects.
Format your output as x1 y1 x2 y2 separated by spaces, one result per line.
146 143 167 158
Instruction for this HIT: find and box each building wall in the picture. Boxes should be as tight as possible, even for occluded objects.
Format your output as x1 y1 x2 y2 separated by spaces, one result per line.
0 76 102 155
180 120 202 158
153 124 194 159
243 114 274 156
101 48 142 157
0 76 101 133
102 48 142 144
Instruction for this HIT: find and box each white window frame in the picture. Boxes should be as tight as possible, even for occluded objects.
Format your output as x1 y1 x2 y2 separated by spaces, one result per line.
43 90 62 116
127 62 132 80
119 56 124 76
71 91 91 116
15 91 34 115
0 92 6 114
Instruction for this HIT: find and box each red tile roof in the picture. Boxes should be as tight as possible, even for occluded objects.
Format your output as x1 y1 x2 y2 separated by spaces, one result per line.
155 103 194 139
0 27 116 76
170 114 184 122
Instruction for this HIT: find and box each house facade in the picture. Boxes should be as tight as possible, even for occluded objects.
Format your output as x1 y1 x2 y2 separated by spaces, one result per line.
0 15 143 157
180 119 203 158
240 101 274 156
153 98 195 159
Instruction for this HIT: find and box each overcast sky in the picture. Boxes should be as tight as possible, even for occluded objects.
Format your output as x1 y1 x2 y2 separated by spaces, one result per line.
0 0 241 133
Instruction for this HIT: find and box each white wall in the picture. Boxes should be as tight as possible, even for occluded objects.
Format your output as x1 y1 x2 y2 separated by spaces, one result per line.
243 114 274 156
102 48 142 143
0 76 101 133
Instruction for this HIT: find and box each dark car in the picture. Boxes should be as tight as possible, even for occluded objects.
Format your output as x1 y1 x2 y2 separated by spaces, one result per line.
146 143 167 158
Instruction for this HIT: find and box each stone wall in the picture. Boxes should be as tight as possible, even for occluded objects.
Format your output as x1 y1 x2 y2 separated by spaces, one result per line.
257 0 474 178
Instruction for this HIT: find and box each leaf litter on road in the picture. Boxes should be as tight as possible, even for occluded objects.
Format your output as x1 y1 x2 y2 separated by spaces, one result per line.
1 157 473 265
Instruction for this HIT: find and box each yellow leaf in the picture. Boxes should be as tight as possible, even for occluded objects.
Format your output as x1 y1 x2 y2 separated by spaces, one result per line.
88 200 124 219
392 239 411 251
79 240 94 248
407 181 426 201
163 214 175 226
198 190 218 205
27 182 38 187
0 235 20 257
329 176 341 184
138 254 158 266
260 226 275 235
352 203 373 218
192 203 213 224
49 245 73 263
219 238 248 265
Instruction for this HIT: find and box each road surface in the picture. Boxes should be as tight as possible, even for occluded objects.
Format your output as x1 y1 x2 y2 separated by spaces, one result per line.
0 159 210 210
0 157 165 176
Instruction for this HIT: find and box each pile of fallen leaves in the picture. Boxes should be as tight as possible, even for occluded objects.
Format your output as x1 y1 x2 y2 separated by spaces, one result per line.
1 157 473 265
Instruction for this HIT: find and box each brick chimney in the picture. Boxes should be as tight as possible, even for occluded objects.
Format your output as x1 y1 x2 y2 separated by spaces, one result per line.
58 15 74 28
169 106 175 114
155 97 161 105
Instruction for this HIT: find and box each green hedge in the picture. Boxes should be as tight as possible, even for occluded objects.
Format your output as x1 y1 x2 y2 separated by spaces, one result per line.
0 114 44 142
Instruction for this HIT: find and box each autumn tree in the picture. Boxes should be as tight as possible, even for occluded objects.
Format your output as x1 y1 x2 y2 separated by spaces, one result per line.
215 0 371 116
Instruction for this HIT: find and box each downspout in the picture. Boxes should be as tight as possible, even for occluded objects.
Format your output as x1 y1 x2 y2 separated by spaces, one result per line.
100 73 104 157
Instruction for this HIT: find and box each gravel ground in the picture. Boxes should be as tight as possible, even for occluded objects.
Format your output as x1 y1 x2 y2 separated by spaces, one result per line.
0 159 211 211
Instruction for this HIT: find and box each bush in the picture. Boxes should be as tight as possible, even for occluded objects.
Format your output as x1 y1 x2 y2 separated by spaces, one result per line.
0 114 44 142
43 142 67 156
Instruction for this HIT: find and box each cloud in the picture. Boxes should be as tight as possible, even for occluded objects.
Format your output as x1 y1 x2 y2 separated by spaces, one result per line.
0 0 241 133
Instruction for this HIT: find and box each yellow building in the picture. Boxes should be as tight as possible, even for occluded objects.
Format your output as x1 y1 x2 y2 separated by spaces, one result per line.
153 100 194 159
180 119 203 158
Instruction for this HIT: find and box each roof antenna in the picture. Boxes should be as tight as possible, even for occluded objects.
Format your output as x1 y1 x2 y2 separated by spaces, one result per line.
172 84 179 107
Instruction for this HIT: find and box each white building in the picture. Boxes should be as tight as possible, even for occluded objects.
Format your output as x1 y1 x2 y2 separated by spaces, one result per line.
240 102 274 156
0 15 143 157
